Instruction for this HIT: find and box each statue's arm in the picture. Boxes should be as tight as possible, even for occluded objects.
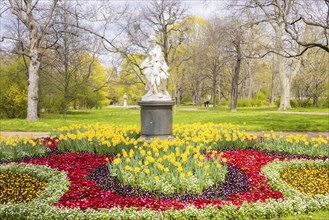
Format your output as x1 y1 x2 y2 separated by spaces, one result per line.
141 58 151 68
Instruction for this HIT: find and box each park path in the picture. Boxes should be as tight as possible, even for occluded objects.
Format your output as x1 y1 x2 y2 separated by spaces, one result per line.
1 131 328 139
0 131 49 139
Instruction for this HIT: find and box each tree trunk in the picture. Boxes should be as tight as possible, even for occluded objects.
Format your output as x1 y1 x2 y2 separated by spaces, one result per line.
217 83 221 106
279 77 292 110
230 66 239 112
73 100 77 109
278 61 292 110
197 88 202 105
176 89 181 105
212 74 217 108
63 89 68 118
230 40 242 112
63 4 69 118
270 55 277 105
247 61 253 100
276 24 292 110
10 0 58 121
26 49 40 121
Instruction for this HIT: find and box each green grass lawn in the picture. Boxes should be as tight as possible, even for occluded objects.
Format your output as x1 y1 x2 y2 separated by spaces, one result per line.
0 106 328 132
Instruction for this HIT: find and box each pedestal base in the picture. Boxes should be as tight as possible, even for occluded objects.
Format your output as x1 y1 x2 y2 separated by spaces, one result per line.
139 101 174 140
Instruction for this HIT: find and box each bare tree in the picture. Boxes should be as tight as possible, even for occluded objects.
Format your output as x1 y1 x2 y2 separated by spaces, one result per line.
230 0 302 110
6 0 58 121
182 18 208 106
140 0 188 65
229 26 243 112
292 50 329 107
284 0 329 54
198 17 226 108
47 0 103 116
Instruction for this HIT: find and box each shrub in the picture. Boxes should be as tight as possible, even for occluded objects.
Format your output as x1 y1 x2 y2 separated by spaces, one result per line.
319 97 329 108
0 84 27 118
275 98 297 108
237 98 251 107
219 99 229 107
251 91 268 107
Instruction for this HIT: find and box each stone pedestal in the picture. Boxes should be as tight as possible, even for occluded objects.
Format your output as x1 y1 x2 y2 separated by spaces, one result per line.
139 101 174 140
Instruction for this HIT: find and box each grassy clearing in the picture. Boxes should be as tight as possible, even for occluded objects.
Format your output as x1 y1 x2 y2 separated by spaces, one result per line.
0 106 328 132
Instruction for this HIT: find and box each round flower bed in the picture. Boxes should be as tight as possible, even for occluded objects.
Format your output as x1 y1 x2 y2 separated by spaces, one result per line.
281 165 329 195
0 170 46 204
0 123 328 219
0 163 69 219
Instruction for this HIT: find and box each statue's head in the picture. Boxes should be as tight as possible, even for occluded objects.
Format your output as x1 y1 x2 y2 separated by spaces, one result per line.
147 35 157 43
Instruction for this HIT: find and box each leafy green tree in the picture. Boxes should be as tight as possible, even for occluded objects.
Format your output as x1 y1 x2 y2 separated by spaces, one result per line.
0 56 28 118
73 54 109 109
108 54 145 105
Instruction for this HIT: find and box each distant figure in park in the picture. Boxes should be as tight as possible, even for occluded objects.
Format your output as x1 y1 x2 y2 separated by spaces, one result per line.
204 101 209 107
141 35 170 100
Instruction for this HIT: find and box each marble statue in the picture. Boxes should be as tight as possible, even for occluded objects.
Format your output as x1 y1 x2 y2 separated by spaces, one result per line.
141 35 171 101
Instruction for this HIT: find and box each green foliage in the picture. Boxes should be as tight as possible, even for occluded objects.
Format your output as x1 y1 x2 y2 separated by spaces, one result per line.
70 54 109 109
321 88 329 108
251 90 269 107
275 97 298 108
181 96 193 104
237 98 251 107
0 84 27 118
0 56 28 118
40 94 63 114
219 99 230 107
108 54 144 105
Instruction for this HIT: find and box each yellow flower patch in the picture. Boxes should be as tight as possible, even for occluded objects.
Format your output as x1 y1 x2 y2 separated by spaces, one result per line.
0 171 46 204
281 166 329 195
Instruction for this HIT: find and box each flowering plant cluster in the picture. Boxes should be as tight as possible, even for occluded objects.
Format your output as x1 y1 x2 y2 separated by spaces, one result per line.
51 123 328 157
53 124 140 154
263 159 329 197
255 131 328 156
17 150 284 210
281 164 328 195
108 139 228 195
0 135 51 162
0 123 328 220
92 163 247 202
0 170 46 204
0 163 69 206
